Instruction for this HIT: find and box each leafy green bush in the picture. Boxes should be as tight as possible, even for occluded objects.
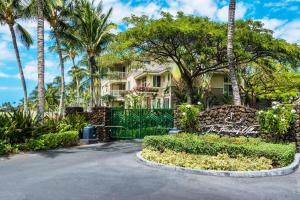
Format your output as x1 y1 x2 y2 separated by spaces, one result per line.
58 114 88 133
257 103 298 140
178 104 201 132
0 110 37 144
33 116 60 137
143 133 296 167
24 131 79 151
142 148 273 171
0 140 12 155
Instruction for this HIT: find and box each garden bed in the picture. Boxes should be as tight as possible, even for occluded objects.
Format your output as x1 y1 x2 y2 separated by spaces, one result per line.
143 133 296 169
141 148 273 171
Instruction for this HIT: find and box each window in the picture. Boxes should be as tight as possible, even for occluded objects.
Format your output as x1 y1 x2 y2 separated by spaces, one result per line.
127 81 131 90
153 76 161 87
163 98 170 108
224 76 233 96
141 78 147 87
156 98 161 108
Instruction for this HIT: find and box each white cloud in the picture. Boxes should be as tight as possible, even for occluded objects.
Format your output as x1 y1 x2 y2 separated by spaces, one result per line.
275 20 300 43
260 18 287 30
165 0 218 19
0 42 15 61
0 72 12 78
216 3 248 22
23 59 59 82
102 0 228 24
259 18 300 44
0 86 22 90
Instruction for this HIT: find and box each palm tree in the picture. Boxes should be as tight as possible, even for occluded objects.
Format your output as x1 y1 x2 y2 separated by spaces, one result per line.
68 66 85 105
227 0 241 105
37 0 45 122
68 0 115 108
61 42 79 68
0 0 33 112
31 0 69 116
44 0 70 117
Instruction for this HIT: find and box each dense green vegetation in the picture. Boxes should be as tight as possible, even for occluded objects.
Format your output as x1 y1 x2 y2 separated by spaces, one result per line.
257 103 298 141
0 110 87 156
142 148 273 171
114 13 300 104
143 133 296 167
0 131 79 154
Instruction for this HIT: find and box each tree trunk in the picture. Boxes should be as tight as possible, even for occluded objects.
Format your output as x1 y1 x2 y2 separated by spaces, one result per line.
186 78 194 104
37 0 45 122
98 79 102 106
54 31 65 117
76 77 80 106
71 57 76 68
88 55 95 108
227 0 241 106
8 24 29 113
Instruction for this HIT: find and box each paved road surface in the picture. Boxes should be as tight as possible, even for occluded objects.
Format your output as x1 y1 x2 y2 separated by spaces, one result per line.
0 141 299 200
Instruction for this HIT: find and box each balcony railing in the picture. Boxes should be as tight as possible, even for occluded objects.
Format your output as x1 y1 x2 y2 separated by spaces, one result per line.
107 72 127 80
110 90 127 98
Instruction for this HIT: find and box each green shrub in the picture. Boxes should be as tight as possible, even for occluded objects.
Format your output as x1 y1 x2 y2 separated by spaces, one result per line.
142 148 273 171
20 131 79 151
178 104 201 132
143 133 296 167
33 116 61 137
0 140 12 155
257 103 298 140
58 114 88 133
0 110 37 144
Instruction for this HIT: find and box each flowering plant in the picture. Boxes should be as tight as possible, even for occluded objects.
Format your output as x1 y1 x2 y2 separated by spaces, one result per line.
257 102 298 139
178 104 201 132
128 86 159 93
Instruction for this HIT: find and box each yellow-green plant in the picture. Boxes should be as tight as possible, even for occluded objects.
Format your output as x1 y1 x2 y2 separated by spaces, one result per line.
257 103 298 140
178 104 201 132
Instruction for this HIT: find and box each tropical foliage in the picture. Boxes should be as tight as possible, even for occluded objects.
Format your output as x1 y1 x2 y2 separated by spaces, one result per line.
257 103 298 140
178 104 201 132
143 133 296 167
114 13 300 104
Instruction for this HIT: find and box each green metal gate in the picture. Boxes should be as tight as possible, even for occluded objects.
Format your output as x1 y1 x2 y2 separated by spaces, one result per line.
110 108 174 139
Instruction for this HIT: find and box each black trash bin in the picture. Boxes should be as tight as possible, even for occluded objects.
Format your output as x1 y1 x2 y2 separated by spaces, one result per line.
81 125 97 144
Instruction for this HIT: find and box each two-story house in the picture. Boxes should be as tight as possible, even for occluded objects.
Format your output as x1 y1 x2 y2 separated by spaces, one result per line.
101 61 232 108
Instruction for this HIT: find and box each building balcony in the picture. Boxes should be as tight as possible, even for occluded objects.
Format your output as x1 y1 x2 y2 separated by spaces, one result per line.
107 72 127 80
110 90 127 98
129 86 159 93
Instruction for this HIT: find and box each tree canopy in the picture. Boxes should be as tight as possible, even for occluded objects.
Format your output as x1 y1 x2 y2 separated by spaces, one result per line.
115 12 300 103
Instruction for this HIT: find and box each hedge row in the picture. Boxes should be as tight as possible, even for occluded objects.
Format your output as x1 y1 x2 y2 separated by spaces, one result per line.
143 133 296 167
0 131 79 155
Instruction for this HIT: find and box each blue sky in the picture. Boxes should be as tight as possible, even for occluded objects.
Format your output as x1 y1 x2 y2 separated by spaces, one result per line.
0 0 300 105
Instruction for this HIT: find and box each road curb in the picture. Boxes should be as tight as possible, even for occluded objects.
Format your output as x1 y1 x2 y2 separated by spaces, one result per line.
136 152 300 178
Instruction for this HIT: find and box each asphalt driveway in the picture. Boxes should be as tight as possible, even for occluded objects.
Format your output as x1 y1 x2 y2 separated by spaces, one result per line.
0 141 299 200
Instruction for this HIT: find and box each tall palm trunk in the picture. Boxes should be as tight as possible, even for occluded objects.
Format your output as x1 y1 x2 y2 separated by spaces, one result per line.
227 0 241 105
37 0 45 122
98 80 102 106
88 55 95 108
76 77 80 105
71 57 80 105
54 31 65 117
8 24 29 112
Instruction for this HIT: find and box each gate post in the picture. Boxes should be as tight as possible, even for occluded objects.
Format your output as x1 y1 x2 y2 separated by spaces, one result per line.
91 107 112 142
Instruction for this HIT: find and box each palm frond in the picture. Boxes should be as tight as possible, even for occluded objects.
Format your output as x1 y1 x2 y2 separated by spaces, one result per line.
15 23 33 49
